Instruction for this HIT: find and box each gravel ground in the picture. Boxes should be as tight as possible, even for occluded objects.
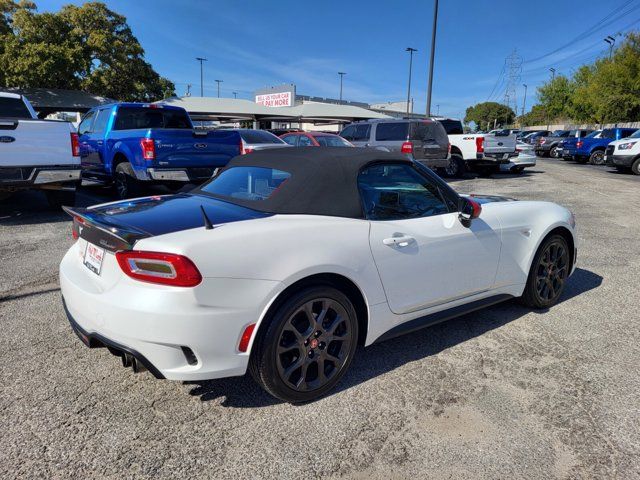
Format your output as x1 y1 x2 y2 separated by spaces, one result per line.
1 159 639 479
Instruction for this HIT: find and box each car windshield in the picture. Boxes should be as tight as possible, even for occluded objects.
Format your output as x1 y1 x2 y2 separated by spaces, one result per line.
199 166 290 201
240 130 285 144
314 135 351 147
0 96 32 118
628 129 640 138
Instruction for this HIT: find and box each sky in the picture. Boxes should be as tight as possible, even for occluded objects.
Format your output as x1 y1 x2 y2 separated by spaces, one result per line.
34 0 640 118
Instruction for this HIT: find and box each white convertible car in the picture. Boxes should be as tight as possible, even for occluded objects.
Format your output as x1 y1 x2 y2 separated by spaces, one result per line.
60 148 577 402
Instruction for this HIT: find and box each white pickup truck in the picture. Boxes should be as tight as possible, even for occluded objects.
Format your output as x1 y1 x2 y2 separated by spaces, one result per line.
434 118 517 177
0 92 80 207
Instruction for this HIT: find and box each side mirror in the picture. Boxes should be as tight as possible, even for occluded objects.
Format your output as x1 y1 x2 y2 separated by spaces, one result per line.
458 197 482 227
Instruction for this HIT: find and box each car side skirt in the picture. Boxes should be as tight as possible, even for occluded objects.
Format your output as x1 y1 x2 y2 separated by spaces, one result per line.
373 293 513 344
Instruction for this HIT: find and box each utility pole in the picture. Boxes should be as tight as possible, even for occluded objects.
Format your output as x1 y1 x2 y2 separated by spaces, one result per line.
406 47 417 115
195 57 207 96
185 84 192 97
338 72 346 102
215 79 223 98
604 36 616 60
521 83 527 117
425 0 439 116
233 92 237 99
547 68 555 131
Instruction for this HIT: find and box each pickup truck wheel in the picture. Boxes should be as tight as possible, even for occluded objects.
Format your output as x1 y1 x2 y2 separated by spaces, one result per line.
114 162 142 199
444 155 466 178
589 150 605 165
550 146 559 158
45 190 76 209
632 158 640 175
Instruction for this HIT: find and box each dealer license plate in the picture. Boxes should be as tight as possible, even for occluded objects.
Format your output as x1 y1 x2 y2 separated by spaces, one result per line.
83 242 105 275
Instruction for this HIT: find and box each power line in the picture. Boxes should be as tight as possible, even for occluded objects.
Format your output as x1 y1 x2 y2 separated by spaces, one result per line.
486 61 506 101
524 0 638 64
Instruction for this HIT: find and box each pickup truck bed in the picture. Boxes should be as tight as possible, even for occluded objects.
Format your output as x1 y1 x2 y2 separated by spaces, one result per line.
0 92 80 207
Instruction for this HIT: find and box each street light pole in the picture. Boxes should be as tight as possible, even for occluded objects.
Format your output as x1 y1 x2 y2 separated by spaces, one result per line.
338 72 346 102
406 47 417 115
215 79 223 98
521 84 527 117
426 0 439 116
195 57 207 96
547 69 555 131
233 92 237 99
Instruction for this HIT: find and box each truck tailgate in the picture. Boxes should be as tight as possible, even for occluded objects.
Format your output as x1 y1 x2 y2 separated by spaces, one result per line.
153 129 240 168
0 118 75 167
483 133 516 154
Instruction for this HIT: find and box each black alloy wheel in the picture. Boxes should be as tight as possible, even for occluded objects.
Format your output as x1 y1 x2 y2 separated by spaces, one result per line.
520 235 570 309
250 286 358 403
589 150 605 165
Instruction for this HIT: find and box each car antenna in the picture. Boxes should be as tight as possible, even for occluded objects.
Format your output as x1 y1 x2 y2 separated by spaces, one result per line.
200 205 214 230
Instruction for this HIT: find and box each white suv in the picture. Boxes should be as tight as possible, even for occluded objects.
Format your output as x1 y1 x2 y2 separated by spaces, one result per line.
605 129 640 175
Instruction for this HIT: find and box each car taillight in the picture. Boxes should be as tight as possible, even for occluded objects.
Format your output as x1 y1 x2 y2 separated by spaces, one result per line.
140 138 156 161
71 215 84 240
539 138 546 144
576 141 583 148
475 136 484 153
70 133 80 157
401 141 413 154
115 251 202 287
239 140 254 155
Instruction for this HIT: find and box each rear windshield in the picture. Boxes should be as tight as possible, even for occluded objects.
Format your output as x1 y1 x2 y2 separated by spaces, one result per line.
410 121 448 144
314 135 351 147
375 122 409 141
0 97 32 118
438 119 463 135
240 130 285 144
114 107 192 130
200 166 290 201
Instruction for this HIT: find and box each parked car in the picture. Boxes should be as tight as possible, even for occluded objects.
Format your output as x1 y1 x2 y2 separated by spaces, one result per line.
535 129 593 158
604 129 640 174
436 118 517 177
280 131 353 147
0 92 80 207
561 128 637 164
522 130 550 145
238 129 289 154
77 103 242 199
339 119 449 170
266 128 302 136
501 141 537 173
60 147 577 403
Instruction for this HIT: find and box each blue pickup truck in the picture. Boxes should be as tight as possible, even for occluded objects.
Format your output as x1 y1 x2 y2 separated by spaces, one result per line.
78 103 241 198
561 127 637 165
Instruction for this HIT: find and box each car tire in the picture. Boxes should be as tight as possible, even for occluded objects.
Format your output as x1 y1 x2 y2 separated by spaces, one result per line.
631 158 640 175
45 189 76 209
519 234 570 309
114 162 142 199
589 150 605 165
549 146 559 158
249 286 359 403
443 154 466 178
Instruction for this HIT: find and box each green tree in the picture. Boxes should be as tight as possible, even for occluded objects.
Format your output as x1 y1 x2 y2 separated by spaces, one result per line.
464 101 515 130
536 75 573 120
0 1 174 101
518 104 548 126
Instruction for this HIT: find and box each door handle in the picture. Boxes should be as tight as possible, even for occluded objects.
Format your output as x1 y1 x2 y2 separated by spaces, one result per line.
383 235 414 247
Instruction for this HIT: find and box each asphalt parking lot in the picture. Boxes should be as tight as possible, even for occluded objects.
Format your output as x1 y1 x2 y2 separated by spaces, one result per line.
1 159 639 479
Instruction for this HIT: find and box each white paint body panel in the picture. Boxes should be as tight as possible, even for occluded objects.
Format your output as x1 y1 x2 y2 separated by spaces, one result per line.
60 200 576 381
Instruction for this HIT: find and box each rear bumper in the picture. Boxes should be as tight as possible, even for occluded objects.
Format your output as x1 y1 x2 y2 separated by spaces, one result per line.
0 165 80 190
145 167 217 183
473 153 511 164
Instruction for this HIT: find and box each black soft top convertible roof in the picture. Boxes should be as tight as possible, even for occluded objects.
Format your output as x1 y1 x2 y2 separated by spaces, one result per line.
201 147 414 219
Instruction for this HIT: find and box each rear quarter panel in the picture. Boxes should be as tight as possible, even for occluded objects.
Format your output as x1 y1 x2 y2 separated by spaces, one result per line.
486 201 576 289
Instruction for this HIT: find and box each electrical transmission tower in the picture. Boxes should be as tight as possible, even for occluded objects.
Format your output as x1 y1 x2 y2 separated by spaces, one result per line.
503 50 523 118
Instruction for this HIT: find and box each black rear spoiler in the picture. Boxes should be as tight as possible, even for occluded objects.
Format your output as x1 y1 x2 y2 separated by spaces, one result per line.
62 206 150 252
